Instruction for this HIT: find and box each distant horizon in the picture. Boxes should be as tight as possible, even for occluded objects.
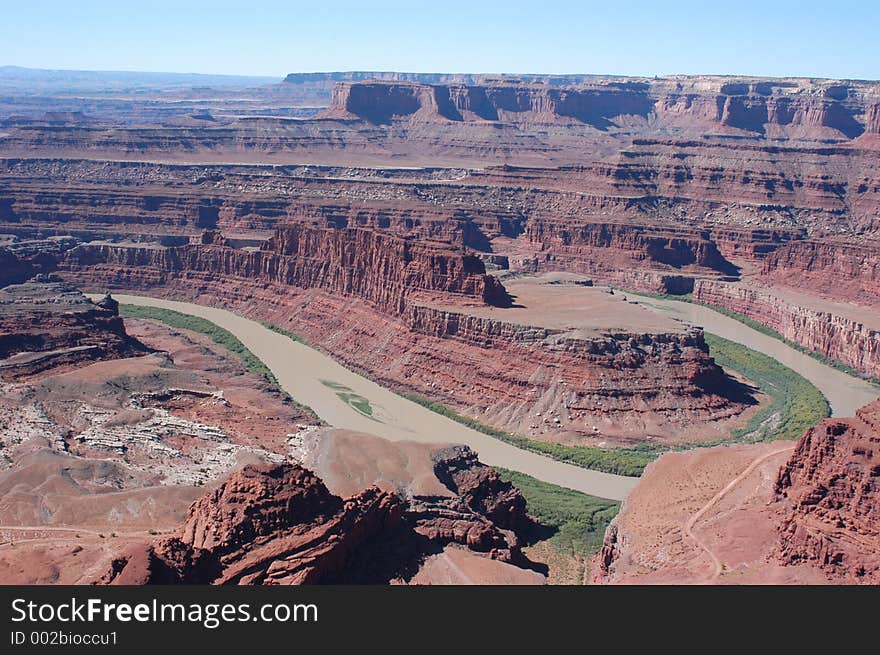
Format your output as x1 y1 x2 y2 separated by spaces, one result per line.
2 2 877 81
2 64 878 84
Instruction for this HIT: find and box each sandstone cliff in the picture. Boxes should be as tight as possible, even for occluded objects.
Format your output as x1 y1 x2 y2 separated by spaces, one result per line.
760 238 880 305
63 223 510 312
693 279 880 379
322 81 654 128
322 78 879 139
775 399 880 583
516 219 739 281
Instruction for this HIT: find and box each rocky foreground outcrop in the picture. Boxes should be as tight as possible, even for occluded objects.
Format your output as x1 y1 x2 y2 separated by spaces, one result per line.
775 399 880 583
593 398 880 585
99 463 404 585
98 446 539 585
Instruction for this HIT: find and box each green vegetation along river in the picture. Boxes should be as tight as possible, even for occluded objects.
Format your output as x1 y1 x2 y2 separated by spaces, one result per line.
104 292 880 501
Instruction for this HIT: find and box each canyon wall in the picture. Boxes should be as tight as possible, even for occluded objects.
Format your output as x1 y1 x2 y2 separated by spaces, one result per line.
760 239 880 305
514 220 739 280
58 230 744 445
693 279 880 378
264 224 509 307
323 81 654 127
324 78 880 138
64 223 509 312
775 399 880 583
1 153 874 262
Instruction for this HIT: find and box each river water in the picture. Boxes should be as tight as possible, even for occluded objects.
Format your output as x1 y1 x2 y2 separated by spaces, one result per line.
630 295 879 418
106 293 879 502
108 294 639 501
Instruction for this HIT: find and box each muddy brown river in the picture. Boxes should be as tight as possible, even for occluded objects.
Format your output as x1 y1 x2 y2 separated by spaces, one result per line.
109 294 639 501
107 293 879 502
632 295 880 418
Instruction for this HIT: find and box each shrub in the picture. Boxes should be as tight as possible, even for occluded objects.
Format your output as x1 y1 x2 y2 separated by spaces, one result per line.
495 467 619 557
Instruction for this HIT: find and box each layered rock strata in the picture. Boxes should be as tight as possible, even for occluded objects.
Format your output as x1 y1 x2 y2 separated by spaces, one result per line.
693 279 880 378
774 400 880 583
63 223 509 309
59 229 744 443
760 238 880 305
323 78 879 138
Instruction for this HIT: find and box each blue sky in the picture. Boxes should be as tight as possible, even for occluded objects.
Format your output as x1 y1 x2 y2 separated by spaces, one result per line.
1 1 877 79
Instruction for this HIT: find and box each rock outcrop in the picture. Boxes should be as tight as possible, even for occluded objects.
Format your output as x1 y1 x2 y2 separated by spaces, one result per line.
99 450 538 585
0 275 147 379
431 445 530 534
100 463 404 585
775 400 880 583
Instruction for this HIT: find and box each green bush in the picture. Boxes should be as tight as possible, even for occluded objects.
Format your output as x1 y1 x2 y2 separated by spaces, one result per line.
260 321 309 345
495 467 619 557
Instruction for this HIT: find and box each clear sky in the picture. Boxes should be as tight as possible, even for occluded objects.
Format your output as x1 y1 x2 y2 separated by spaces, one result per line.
1 1 877 80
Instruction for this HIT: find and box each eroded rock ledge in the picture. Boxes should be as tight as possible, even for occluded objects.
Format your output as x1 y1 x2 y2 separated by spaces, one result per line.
98 448 540 585
775 400 880 583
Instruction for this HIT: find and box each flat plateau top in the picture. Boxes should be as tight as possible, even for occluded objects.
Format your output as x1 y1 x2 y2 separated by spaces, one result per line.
431 272 686 336
0 279 94 315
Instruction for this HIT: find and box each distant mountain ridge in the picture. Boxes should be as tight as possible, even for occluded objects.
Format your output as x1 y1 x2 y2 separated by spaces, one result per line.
0 65 281 92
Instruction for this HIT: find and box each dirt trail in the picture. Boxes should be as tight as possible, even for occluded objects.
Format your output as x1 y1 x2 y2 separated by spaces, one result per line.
0 525 172 551
683 443 795 582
